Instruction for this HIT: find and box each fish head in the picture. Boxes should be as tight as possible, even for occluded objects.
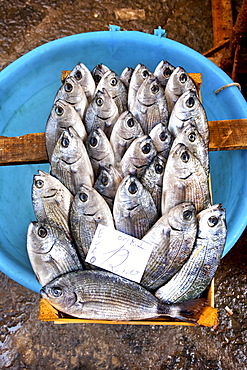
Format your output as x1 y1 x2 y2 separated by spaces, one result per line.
74 184 99 216
149 123 173 156
172 89 201 121
154 60 175 87
120 66 134 88
53 127 82 164
167 202 197 231
197 204 227 242
167 67 196 97
96 70 126 99
131 135 157 165
50 99 76 124
86 127 108 160
169 143 195 179
118 111 143 139
118 175 144 209
91 63 110 85
130 63 151 90
58 76 87 105
32 170 59 200
27 221 55 254
92 88 118 118
137 75 165 106
94 165 122 197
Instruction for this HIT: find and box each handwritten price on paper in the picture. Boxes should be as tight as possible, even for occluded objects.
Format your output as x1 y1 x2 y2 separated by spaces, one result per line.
85 225 154 283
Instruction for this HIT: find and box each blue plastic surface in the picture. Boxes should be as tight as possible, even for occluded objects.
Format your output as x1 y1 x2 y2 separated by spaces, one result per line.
0 28 246 293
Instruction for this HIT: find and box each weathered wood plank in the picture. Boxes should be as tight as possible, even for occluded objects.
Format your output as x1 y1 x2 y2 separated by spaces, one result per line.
211 0 233 46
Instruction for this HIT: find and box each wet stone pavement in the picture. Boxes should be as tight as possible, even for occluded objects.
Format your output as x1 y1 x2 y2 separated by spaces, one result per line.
0 0 247 369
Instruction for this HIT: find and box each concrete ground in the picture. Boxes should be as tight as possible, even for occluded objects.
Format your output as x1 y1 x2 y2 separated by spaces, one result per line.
0 1 247 369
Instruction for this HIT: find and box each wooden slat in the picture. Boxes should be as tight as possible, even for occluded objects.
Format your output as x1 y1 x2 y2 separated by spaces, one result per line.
0 119 246 166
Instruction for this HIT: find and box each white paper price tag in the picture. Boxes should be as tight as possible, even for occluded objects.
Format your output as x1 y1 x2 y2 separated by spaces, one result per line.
85 225 154 283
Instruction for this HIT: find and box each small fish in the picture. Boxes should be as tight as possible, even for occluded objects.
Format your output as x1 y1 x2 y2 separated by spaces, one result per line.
50 127 94 195
120 66 134 89
27 222 82 286
120 135 157 179
132 75 168 134
168 89 209 146
155 204 227 303
41 269 207 322
94 165 123 210
96 70 128 114
70 184 115 261
140 202 197 290
84 88 119 137
128 63 152 111
113 175 158 239
165 66 197 115
45 99 87 161
67 62 96 102
91 63 111 85
154 60 176 88
110 111 144 162
149 123 173 159
54 76 88 120
86 127 116 177
161 143 211 215
140 155 166 215
32 170 74 239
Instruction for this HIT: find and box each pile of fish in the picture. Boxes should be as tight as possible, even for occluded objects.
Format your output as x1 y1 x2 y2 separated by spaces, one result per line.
27 60 227 324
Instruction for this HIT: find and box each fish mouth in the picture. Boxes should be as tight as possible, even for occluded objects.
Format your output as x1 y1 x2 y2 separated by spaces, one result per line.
43 188 58 198
127 204 139 211
137 99 154 107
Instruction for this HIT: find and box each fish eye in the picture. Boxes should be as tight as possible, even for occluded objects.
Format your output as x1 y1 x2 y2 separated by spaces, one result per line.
74 70 82 80
159 131 168 141
179 73 187 83
61 136 70 148
89 136 98 147
128 181 138 194
64 82 73 92
142 70 149 78
55 105 64 116
155 163 164 174
142 143 151 154
180 150 190 162
151 84 159 94
50 287 63 297
101 176 109 186
188 131 196 142
94 74 101 83
79 192 88 202
183 209 193 220
163 67 172 78
186 97 195 108
110 77 118 86
35 179 44 188
96 97 104 106
208 216 218 227
38 226 47 238
127 118 135 127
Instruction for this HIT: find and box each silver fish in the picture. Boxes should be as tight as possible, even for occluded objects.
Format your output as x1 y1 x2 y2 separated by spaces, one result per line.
165 66 197 115
140 202 197 290
86 127 116 177
132 75 168 134
161 143 211 215
27 222 82 286
70 184 114 261
149 123 173 159
84 88 119 137
113 175 158 239
128 63 152 111
120 135 157 179
45 99 87 161
96 70 128 114
54 76 88 120
91 63 111 85
94 165 123 210
67 62 96 102
120 66 134 89
110 111 144 162
168 89 209 146
32 170 73 239
50 127 94 195
155 204 227 303
154 60 176 88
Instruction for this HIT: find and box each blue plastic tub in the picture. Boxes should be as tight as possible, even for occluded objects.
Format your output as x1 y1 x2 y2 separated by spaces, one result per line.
0 27 247 293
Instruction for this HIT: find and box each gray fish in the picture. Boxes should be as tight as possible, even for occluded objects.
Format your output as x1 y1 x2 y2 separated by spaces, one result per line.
70 184 114 261
50 127 94 195
154 60 176 88
140 202 197 290
54 76 88 120
155 204 227 303
45 99 87 161
27 222 82 286
96 70 128 114
120 66 134 89
67 62 96 102
41 269 207 322
120 135 157 179
161 143 211 215
132 75 168 134
94 165 123 210
110 111 144 163
168 89 209 146
149 123 173 159
165 66 197 115
140 155 166 215
86 127 116 177
128 63 152 111
113 175 158 239
32 170 74 239
84 88 119 137
91 63 111 85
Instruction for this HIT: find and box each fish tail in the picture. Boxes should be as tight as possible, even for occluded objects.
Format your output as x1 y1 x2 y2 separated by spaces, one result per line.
158 298 208 324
